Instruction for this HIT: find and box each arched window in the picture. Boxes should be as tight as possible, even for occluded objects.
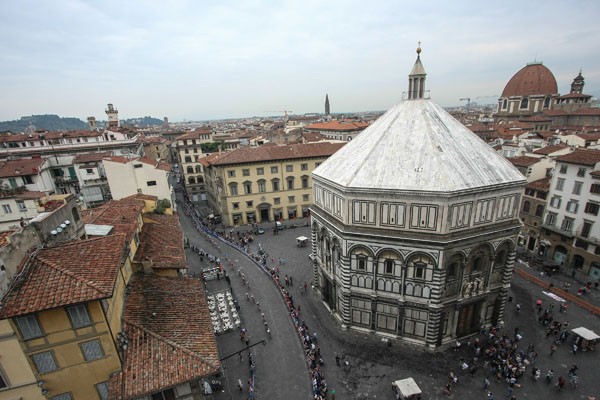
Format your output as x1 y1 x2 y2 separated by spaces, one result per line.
543 96 551 109
520 97 529 109
502 98 508 110
407 254 433 280
184 156 192 163
187 166 194 174
522 200 531 213
195 165 202 173
197 176 204 183
257 179 266 193
188 176 196 184
229 183 238 196
243 181 252 194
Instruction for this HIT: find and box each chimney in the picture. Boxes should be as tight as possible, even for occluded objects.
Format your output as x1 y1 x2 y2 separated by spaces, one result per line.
142 257 154 274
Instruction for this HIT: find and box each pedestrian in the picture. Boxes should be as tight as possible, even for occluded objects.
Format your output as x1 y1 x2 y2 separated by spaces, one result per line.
304 281 308 292
335 354 340 366
573 343 578 355
483 377 490 391
550 343 557 355
237 379 243 391
239 352 243 362
487 391 494 399
545 369 554 384
289 276 293 286
506 385 513 398
557 375 566 390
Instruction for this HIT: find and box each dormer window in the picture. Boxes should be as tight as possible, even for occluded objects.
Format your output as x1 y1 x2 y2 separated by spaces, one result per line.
520 97 529 109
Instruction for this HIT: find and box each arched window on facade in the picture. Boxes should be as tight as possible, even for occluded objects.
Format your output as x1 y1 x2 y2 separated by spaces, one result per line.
187 166 194 174
188 176 196 184
520 97 529 109
543 96 551 109
229 183 238 196
502 98 508 110
195 165 202 173
522 200 531 213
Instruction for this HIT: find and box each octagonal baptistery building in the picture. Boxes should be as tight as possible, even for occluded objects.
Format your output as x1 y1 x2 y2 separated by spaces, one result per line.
309 49 527 348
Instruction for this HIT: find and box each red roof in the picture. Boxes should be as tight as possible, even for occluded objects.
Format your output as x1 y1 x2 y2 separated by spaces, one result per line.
0 234 127 318
527 177 550 192
134 214 186 270
501 62 558 97
73 152 113 163
175 128 213 141
0 158 46 178
556 149 600 166
532 145 569 155
304 120 369 132
201 142 345 166
108 275 220 399
82 198 145 240
509 156 539 167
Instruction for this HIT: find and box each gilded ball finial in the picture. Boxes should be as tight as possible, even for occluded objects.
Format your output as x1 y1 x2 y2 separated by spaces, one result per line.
416 41 421 54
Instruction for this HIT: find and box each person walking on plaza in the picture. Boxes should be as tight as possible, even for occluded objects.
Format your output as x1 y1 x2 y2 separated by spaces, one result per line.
483 377 490 391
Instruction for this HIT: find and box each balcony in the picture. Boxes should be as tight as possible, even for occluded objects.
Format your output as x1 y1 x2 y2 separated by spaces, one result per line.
55 175 79 184
0 185 26 198
541 222 574 237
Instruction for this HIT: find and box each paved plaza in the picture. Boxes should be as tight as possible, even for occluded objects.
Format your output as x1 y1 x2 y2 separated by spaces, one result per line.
177 200 599 400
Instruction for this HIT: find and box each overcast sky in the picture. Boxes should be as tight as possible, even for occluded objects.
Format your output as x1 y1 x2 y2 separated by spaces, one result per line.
1 0 599 122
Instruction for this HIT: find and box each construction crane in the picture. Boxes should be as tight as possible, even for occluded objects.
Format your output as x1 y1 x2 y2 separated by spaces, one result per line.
459 98 471 113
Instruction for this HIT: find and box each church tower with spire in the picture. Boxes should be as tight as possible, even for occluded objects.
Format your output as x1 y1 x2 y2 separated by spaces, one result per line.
570 70 585 94
408 44 427 99
325 94 330 116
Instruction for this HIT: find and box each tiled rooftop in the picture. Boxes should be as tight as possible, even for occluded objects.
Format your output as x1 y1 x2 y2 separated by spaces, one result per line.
108 275 220 399
532 145 569 155
200 142 345 166
73 152 114 163
509 156 539 167
0 158 46 178
82 198 145 240
556 149 600 166
304 120 369 132
134 214 186 270
0 234 127 318
526 177 550 192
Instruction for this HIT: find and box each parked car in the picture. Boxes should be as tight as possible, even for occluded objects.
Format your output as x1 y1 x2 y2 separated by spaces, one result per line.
308 253 316 261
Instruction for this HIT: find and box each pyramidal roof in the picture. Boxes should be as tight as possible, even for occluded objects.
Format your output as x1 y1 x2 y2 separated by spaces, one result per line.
313 48 525 194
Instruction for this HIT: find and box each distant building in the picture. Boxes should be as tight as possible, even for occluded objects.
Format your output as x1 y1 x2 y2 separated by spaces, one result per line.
303 120 370 141
519 178 550 254
175 128 213 203
325 94 330 116
106 103 119 129
103 157 172 202
311 47 526 348
200 142 345 226
540 149 600 278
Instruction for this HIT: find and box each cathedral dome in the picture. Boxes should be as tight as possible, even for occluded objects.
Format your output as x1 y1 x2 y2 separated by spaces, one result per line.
501 62 558 97
313 99 525 193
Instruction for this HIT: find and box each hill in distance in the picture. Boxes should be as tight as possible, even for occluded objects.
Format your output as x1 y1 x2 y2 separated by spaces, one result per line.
0 114 165 133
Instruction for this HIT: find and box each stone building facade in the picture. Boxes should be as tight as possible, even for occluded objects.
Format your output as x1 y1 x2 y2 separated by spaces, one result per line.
310 48 527 348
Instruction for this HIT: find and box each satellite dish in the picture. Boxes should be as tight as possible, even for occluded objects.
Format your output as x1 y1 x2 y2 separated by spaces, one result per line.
60 223 67 229
51 230 58 235
56 227 63 233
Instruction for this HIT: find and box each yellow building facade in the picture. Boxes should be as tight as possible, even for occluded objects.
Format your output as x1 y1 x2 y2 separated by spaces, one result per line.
0 319 45 399
201 142 344 227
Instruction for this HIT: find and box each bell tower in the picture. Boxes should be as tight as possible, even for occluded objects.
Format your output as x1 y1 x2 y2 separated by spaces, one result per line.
105 103 119 129
570 70 585 94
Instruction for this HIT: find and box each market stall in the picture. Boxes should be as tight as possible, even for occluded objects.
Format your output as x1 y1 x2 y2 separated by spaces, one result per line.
392 378 422 400
572 327 599 352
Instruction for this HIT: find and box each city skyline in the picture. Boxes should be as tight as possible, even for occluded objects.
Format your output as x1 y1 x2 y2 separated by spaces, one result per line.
1 0 599 122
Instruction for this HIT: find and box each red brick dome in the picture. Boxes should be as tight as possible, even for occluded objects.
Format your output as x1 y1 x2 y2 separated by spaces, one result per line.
501 62 558 97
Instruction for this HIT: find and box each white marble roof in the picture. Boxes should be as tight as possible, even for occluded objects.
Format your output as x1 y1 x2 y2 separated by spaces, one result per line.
313 99 526 193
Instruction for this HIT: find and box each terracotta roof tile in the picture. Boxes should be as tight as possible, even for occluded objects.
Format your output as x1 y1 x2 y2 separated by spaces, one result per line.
0 230 15 248
527 177 550 192
304 120 369 132
73 152 114 163
532 144 569 155
501 62 558 97
16 191 46 199
203 142 345 166
509 156 539 167
0 158 46 178
134 214 186 270
556 149 600 166
0 234 127 318
108 275 220 399
82 198 144 240
175 128 213 141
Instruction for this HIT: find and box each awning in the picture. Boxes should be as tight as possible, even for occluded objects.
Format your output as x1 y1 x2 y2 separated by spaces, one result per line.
572 327 600 341
392 378 421 397
296 236 308 241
